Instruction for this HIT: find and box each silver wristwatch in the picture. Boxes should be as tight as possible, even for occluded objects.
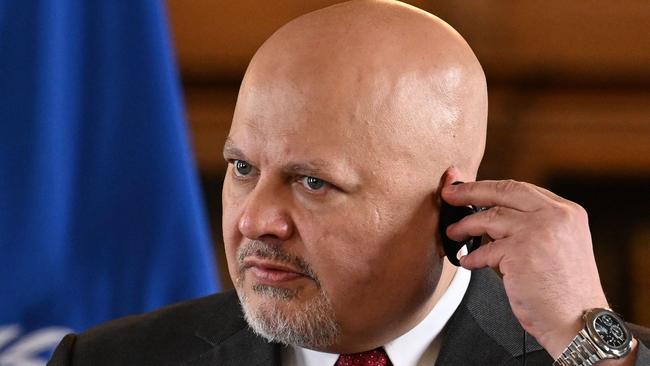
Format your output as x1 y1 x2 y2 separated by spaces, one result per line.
553 308 633 366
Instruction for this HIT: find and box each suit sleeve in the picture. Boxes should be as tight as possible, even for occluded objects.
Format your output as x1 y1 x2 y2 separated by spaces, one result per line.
630 323 650 366
635 342 650 366
47 334 77 366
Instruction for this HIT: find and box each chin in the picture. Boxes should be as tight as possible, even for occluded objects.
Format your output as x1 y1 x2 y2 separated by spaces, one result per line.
238 280 342 349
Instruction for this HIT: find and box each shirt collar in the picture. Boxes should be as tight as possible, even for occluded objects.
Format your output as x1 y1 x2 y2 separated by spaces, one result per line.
286 261 471 366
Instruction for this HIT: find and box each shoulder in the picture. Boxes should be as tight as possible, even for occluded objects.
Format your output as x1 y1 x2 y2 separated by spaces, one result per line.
52 290 246 366
78 290 244 346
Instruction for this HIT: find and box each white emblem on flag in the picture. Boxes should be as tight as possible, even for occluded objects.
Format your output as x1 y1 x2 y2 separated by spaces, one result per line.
0 325 71 366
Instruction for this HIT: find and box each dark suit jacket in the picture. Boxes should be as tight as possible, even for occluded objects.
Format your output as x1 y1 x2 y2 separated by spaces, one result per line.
48 269 650 365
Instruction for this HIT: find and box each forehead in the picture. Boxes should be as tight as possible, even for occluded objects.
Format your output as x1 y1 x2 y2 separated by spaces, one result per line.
229 74 389 165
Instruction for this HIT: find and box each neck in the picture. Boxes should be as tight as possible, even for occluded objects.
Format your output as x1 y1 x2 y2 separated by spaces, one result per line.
371 259 457 350
355 258 459 351
417 257 458 325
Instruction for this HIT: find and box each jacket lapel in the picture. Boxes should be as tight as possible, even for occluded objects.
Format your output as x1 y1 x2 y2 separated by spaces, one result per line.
181 326 281 366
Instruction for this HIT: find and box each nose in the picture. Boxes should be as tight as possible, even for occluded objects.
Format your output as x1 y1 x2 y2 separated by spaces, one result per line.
237 178 294 241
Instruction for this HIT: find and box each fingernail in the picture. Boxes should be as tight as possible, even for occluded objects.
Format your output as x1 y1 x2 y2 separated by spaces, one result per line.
459 255 466 265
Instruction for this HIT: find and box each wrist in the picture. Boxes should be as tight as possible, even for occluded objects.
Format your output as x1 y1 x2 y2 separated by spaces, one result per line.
540 318 584 358
540 299 610 357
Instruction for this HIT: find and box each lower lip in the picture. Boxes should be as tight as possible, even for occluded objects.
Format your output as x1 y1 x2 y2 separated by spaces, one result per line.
248 266 305 285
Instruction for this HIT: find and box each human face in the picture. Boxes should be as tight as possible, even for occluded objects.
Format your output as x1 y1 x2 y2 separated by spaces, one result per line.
222 70 445 352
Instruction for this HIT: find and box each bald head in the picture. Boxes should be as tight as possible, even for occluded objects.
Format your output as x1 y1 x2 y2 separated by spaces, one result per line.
224 1 489 351
235 0 487 179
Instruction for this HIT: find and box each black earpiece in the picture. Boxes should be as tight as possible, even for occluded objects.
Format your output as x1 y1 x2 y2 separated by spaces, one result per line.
439 181 483 266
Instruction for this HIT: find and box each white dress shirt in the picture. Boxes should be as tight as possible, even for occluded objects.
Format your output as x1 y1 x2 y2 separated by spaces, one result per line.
282 262 471 366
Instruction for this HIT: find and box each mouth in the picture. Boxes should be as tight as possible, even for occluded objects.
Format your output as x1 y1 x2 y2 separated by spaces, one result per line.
242 257 310 286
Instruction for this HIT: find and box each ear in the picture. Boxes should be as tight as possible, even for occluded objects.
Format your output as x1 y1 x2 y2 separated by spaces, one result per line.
434 166 471 258
434 166 459 258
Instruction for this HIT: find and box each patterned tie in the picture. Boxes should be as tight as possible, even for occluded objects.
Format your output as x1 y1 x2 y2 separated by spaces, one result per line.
335 347 393 366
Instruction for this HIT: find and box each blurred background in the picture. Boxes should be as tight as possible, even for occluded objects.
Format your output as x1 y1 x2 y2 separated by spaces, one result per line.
166 0 650 324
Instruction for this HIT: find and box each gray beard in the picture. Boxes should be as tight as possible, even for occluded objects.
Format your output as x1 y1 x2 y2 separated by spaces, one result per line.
238 281 341 349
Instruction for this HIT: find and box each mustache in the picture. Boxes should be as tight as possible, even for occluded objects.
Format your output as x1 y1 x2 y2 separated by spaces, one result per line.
237 240 321 286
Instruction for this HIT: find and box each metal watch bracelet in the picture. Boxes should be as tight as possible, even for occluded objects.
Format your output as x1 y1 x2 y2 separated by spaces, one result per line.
553 329 603 366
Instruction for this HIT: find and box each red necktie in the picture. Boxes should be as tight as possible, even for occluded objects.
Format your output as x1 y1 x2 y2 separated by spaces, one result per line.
335 347 393 366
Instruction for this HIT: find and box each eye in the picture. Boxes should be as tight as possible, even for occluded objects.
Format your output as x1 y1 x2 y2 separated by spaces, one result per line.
300 176 329 192
233 160 252 177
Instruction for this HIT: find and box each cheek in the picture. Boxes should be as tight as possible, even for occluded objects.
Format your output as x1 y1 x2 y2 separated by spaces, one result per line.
302 196 438 303
301 204 396 294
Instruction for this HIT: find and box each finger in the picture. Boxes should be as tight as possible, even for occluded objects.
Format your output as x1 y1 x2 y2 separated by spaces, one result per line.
442 179 551 212
446 206 521 242
459 239 509 270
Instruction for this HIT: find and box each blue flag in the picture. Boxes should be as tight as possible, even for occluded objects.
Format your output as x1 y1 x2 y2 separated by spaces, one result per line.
0 1 219 364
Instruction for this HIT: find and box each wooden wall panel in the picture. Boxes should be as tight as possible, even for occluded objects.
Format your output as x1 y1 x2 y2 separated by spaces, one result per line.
483 90 650 182
184 89 238 172
631 227 650 325
427 1 650 82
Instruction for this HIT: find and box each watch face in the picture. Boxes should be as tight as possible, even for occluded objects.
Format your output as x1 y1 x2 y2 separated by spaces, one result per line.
593 313 628 348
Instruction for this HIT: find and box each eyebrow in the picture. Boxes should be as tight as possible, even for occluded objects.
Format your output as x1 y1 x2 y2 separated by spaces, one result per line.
288 160 362 191
222 137 246 161
286 161 331 178
223 137 331 174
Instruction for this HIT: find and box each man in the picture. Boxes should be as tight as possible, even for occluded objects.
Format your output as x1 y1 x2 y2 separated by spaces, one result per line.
48 1 649 365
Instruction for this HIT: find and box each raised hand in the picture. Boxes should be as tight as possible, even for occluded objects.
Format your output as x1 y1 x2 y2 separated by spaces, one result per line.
440 167 613 358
